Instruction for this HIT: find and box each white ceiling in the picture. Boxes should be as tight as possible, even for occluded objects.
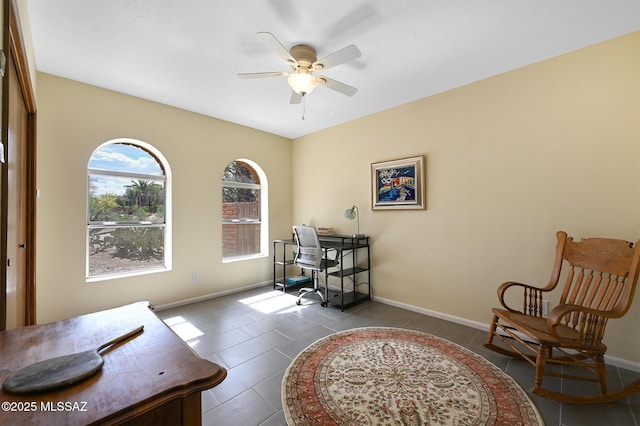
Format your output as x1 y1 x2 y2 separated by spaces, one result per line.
26 0 640 139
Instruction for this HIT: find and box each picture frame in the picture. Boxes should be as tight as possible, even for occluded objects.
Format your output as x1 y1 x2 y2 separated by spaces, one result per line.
371 155 425 210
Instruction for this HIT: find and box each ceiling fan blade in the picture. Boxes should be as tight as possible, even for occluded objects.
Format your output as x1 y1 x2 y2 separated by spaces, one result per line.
237 71 288 79
322 4 378 41
318 77 358 97
313 45 361 70
257 32 297 66
290 91 302 104
265 0 300 25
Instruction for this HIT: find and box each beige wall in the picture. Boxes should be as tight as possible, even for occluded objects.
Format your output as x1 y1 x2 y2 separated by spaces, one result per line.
292 32 640 363
35 73 292 323
34 32 639 365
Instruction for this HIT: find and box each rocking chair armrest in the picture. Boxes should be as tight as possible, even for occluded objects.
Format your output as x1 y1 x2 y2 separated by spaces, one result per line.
497 281 552 312
547 304 617 338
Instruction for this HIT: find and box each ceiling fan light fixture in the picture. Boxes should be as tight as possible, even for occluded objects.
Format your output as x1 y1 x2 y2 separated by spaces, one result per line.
238 33 360 102
288 68 318 95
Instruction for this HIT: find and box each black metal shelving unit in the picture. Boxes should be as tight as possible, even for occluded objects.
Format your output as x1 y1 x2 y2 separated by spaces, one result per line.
321 235 371 311
272 239 301 292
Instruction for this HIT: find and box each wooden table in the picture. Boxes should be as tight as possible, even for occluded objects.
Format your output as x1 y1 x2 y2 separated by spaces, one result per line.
0 301 226 425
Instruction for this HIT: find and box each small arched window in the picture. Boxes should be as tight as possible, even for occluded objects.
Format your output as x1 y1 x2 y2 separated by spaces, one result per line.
87 140 171 279
222 160 268 260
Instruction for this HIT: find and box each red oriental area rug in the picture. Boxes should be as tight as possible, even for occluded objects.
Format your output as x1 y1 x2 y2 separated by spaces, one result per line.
282 327 544 425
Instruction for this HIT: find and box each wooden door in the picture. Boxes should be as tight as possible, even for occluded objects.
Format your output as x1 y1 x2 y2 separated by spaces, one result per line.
4 51 29 329
1 1 37 330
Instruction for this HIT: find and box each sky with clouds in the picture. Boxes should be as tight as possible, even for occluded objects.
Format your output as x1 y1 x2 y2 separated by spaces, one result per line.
89 144 163 196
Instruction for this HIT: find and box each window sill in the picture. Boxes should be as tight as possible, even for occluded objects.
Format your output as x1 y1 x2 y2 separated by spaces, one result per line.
86 266 171 283
222 253 268 263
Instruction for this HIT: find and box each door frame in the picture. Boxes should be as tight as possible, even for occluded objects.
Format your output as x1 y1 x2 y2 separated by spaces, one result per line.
0 0 37 329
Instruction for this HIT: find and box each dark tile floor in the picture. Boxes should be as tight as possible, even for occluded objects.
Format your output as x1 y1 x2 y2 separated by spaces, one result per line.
156 286 639 426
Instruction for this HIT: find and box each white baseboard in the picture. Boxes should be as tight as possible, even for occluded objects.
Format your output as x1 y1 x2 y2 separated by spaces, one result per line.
154 281 271 311
373 296 640 373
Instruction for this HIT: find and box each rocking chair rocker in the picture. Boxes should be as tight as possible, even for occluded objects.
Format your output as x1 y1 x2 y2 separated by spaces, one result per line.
485 231 640 404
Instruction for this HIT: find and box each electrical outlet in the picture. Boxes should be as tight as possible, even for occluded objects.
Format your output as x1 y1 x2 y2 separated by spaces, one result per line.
192 272 199 282
542 300 549 317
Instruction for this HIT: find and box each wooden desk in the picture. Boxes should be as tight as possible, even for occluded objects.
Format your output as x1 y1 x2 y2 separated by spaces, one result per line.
273 234 371 310
0 302 226 425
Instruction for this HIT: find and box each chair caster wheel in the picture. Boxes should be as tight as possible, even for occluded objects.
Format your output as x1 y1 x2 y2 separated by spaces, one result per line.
321 302 327 307
296 300 301 306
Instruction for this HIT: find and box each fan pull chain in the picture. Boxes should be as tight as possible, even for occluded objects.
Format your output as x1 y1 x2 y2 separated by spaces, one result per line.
301 95 306 120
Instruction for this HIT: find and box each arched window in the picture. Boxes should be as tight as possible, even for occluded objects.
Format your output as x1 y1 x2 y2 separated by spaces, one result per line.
222 159 268 260
87 139 171 279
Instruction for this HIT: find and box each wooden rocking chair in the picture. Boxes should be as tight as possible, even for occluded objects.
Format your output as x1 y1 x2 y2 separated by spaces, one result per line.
485 231 640 404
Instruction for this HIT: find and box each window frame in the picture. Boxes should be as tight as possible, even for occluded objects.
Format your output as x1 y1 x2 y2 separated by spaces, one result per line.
221 159 268 262
86 139 172 281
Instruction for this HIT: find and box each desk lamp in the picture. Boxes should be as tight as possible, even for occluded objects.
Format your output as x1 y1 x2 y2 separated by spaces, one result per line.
344 205 364 238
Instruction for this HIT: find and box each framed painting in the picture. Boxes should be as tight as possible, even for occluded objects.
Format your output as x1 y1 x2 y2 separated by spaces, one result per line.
371 155 425 210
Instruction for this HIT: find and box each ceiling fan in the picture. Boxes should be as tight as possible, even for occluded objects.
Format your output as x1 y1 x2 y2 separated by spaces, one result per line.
238 32 361 104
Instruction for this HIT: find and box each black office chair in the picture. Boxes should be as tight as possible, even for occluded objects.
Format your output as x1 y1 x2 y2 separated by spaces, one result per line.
292 225 338 307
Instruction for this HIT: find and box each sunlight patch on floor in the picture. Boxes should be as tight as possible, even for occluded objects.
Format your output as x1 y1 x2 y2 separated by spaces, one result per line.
239 290 308 314
163 315 204 342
